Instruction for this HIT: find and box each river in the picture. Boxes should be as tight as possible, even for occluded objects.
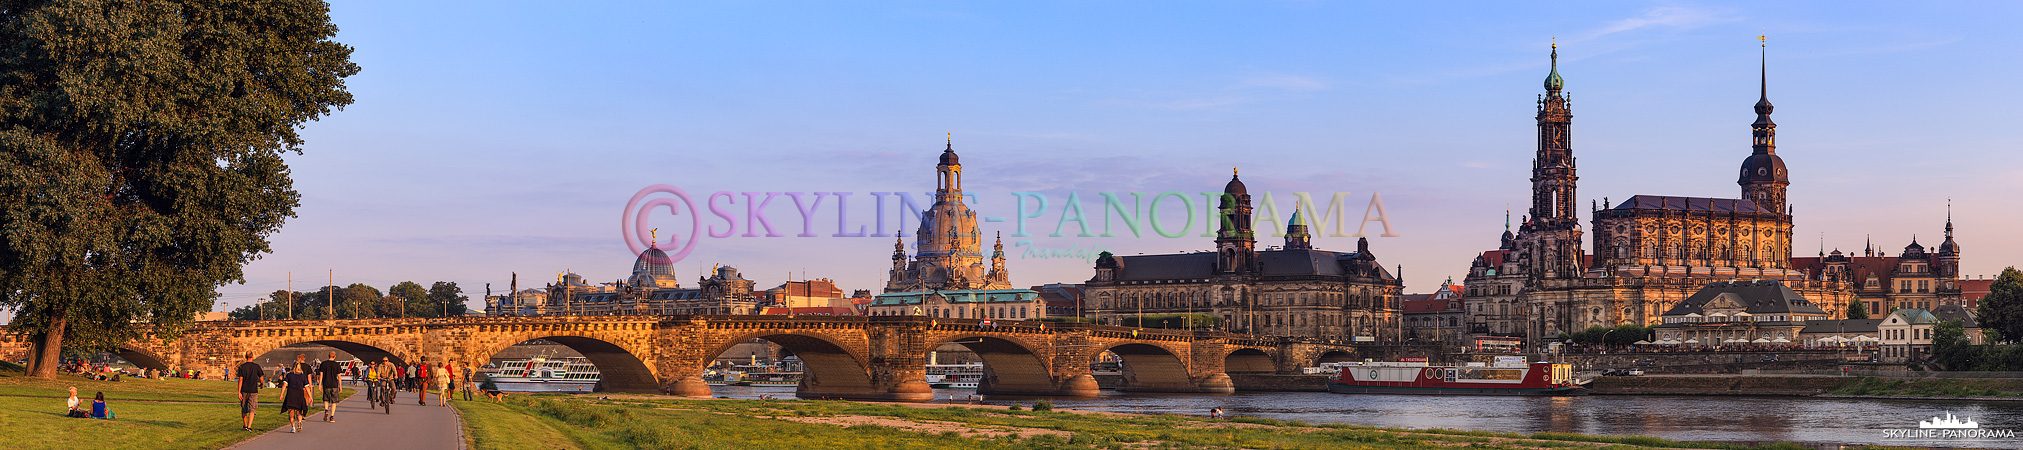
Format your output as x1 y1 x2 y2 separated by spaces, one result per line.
708 386 2023 449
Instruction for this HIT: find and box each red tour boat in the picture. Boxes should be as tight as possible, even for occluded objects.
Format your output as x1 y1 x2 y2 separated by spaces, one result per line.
1327 358 1587 396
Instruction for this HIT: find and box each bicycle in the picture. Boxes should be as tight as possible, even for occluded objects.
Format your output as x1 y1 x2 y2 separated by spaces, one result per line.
373 379 394 414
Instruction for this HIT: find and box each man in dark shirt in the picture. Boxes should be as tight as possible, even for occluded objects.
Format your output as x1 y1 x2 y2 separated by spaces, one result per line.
316 351 343 422
236 351 263 431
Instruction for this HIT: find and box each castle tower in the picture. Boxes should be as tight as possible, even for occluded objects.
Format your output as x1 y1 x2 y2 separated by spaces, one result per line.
1216 168 1256 273
1518 43 1585 279
987 232 1009 283
1739 39 1790 214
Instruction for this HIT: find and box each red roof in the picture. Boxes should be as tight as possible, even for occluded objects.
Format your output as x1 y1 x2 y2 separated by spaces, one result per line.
759 306 856 316
1789 255 1900 292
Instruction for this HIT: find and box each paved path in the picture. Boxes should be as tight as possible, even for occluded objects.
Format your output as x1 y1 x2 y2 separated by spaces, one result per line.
229 386 462 450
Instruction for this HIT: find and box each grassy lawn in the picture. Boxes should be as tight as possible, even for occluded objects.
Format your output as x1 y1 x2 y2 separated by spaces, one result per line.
0 365 352 450
455 394 1854 450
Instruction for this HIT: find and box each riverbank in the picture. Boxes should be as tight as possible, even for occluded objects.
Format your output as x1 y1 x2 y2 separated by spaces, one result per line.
455 393 1874 450
1587 375 2023 401
0 365 307 450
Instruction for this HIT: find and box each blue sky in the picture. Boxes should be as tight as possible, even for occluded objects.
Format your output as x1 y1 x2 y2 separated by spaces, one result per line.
214 1 2023 310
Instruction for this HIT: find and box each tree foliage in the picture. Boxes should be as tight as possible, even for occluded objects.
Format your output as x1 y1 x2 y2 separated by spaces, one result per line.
1561 324 1654 346
1976 267 2023 344
1846 299 1869 320
0 0 358 377
1931 320 1974 370
428 281 469 317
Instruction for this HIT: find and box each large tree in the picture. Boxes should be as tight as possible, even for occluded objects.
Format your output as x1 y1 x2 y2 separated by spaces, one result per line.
0 0 358 377
428 281 468 318
389 281 427 318
1846 299 1869 320
1977 267 2023 343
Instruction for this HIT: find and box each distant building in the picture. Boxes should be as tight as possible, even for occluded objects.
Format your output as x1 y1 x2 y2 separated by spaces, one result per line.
1796 319 1882 347
1402 280 1466 344
1085 173 1403 340
1031 283 1086 318
872 140 1041 317
1651 280 1831 346
766 279 850 309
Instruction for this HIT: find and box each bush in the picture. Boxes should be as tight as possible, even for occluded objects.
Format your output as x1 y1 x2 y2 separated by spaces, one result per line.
1008 403 1022 411
1032 399 1053 412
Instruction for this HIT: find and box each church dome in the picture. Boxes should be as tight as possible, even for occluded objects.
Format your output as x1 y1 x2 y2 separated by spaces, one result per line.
1738 153 1787 184
633 246 674 277
1224 172 1247 195
939 147 959 166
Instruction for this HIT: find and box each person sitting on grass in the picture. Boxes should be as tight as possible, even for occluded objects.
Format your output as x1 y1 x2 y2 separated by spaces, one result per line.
89 392 112 419
66 387 86 418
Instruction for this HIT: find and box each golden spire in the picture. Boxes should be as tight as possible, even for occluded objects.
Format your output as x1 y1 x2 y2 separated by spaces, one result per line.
1551 36 1556 49
1758 31 1766 47
1232 166 1239 176
650 228 658 243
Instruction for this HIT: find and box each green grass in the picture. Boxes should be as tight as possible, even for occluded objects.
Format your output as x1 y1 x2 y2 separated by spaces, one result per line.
0 366 356 450
458 394 1830 450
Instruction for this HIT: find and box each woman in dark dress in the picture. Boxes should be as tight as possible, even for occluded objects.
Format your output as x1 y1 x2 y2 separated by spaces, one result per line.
280 365 311 432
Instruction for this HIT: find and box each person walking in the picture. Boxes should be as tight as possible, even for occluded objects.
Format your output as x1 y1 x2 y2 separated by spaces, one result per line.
236 351 264 431
316 351 343 422
436 362 454 407
415 357 431 406
280 364 310 432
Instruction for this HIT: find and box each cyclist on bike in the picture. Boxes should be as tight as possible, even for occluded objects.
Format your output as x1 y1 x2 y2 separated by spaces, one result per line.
363 359 379 404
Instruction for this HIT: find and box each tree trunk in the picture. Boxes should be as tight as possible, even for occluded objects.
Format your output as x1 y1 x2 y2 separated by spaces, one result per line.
25 317 66 378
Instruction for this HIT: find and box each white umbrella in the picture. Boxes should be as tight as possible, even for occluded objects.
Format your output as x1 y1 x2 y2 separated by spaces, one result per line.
1818 336 1842 343
1724 338 1744 344
1684 338 1701 344
1772 337 1791 343
1752 338 1772 344
1634 340 1652 345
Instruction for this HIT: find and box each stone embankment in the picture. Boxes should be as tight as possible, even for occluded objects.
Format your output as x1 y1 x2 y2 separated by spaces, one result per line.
1586 375 1854 396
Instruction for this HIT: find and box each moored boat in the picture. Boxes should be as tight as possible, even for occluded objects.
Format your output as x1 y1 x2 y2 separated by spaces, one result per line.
485 357 601 392
1327 358 1586 396
925 362 983 389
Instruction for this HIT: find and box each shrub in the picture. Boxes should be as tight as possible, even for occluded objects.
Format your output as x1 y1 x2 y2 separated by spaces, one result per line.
1032 399 1054 412
1008 403 1022 411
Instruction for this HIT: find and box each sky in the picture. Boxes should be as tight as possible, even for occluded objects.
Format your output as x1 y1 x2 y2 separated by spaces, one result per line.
212 1 2023 312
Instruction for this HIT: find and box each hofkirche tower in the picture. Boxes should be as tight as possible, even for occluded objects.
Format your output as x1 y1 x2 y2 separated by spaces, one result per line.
1515 42 1585 280
886 138 1011 293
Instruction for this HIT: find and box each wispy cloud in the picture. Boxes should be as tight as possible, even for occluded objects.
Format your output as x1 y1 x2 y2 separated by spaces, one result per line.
1241 74 1330 91
1586 5 1740 39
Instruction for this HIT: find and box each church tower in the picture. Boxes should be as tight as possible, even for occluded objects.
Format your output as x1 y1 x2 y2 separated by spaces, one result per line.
1517 43 1584 279
1216 169 1257 273
886 137 1004 292
1739 40 1789 214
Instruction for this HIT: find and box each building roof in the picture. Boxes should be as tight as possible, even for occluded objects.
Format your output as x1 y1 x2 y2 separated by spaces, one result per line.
1110 248 1393 282
1660 280 1829 317
1401 296 1461 314
1610 195 1771 214
760 306 857 316
1931 304 1980 328
1884 308 1939 326
1789 255 1901 292
1798 319 1883 334
871 289 1040 306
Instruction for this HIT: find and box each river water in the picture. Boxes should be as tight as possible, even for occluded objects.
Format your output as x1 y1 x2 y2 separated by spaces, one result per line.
709 385 2023 449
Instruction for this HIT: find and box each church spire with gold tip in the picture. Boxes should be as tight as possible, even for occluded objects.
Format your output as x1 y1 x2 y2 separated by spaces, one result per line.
1545 37 1564 93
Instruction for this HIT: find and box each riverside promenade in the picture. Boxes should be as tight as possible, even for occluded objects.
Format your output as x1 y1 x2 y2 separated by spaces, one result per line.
229 388 460 450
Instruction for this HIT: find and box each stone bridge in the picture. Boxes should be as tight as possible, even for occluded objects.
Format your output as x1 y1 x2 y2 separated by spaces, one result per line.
0 315 1362 401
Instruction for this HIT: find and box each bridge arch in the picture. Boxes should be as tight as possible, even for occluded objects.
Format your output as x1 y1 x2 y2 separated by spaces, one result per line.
260 339 412 367
1099 342 1195 392
468 333 659 394
1224 348 1275 373
704 331 873 398
113 346 174 372
1313 349 1357 366
936 334 1056 395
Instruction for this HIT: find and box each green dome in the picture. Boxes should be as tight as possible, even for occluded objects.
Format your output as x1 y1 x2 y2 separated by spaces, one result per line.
1544 46 1564 92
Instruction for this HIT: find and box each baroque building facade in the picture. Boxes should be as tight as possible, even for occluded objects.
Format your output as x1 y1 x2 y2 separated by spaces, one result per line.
870 141 1042 318
1463 44 1869 347
1083 172 1403 340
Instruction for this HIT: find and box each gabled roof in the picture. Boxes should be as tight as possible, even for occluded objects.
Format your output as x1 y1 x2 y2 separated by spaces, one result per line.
1931 304 1979 328
1611 195 1771 214
1799 319 1883 334
1883 308 1939 325
1661 280 1829 317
